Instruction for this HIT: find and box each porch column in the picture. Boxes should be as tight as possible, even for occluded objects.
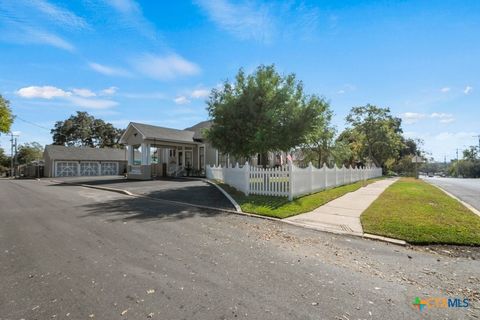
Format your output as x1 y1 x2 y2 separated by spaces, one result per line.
126 145 134 165
182 146 185 167
141 143 151 165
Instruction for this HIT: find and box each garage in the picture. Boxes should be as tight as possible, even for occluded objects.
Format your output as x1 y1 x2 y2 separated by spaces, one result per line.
44 145 128 178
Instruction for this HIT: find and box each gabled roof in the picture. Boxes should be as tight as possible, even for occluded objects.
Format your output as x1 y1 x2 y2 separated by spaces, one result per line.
129 122 195 144
184 120 212 140
44 145 128 161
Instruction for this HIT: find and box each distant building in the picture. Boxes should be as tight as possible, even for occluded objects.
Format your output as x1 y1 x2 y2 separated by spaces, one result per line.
43 145 129 177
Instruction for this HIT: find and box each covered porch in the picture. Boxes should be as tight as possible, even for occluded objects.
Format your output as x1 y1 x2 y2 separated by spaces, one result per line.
120 122 206 180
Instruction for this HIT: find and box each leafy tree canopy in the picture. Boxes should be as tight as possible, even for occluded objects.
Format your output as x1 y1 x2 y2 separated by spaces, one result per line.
17 142 43 164
206 65 326 160
0 147 10 168
301 104 336 167
344 104 404 167
51 111 124 148
0 94 14 134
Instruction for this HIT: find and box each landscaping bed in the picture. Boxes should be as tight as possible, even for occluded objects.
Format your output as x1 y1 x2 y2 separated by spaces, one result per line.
218 178 382 219
361 178 480 245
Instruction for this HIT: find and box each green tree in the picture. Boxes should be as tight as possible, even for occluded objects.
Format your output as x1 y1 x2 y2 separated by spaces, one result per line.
463 146 478 161
0 147 10 173
345 104 404 168
301 103 336 167
0 94 14 134
206 65 324 164
51 111 124 148
17 142 43 164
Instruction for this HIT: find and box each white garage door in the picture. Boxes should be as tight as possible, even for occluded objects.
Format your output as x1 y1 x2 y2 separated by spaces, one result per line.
55 161 79 177
80 162 99 176
101 162 118 175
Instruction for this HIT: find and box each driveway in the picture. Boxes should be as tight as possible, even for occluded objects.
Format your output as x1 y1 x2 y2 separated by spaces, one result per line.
52 176 235 210
1 179 479 319
424 177 480 212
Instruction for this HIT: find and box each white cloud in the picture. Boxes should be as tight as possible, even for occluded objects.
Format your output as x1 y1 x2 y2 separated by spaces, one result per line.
88 62 131 77
440 87 451 93
401 112 454 124
101 86 118 95
401 112 427 124
430 112 454 123
68 96 118 109
17 86 71 99
408 131 478 161
133 53 200 80
16 85 117 109
31 0 89 30
195 0 274 42
72 88 96 97
190 89 209 99
18 26 75 51
464 86 473 95
174 96 191 105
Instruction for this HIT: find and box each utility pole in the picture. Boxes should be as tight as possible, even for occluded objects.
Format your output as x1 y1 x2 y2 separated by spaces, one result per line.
474 135 480 155
9 132 19 178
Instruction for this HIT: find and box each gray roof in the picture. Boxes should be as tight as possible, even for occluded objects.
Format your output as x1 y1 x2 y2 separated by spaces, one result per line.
44 145 128 161
184 120 212 140
131 122 195 143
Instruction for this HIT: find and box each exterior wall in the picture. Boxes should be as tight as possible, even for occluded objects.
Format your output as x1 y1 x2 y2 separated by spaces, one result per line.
123 126 145 146
43 152 53 177
205 143 217 166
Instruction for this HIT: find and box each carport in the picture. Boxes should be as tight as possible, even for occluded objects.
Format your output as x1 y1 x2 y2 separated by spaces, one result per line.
119 122 208 180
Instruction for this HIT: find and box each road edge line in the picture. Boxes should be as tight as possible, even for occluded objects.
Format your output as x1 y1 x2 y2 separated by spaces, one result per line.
426 181 480 217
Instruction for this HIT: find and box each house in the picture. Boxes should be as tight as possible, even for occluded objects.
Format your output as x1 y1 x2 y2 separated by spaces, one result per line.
43 145 129 177
119 121 286 180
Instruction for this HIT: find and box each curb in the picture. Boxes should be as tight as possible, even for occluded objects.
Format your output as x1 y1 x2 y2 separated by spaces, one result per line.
362 233 407 246
201 179 242 212
426 182 480 217
50 179 407 246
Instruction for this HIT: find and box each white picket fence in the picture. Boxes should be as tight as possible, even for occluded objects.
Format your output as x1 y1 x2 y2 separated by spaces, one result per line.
206 162 382 200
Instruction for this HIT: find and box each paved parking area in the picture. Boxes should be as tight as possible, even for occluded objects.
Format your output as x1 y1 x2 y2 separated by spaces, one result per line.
51 176 235 210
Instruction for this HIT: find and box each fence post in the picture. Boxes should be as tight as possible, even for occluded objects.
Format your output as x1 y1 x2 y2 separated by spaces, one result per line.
244 162 250 196
323 163 328 189
288 161 294 201
308 162 313 194
335 164 339 186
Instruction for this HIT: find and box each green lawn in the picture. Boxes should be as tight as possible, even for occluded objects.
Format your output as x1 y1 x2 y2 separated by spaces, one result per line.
361 178 480 245
218 178 382 219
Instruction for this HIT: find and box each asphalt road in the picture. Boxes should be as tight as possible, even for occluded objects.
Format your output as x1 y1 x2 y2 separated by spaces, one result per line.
423 177 480 212
0 179 479 319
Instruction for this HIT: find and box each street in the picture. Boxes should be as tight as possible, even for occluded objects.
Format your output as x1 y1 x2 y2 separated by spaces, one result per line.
424 177 480 212
0 179 479 319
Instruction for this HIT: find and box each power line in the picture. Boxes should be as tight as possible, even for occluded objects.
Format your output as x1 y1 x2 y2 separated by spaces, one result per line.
14 115 51 131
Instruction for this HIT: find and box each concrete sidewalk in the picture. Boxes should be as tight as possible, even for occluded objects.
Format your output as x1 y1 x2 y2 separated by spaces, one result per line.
286 178 398 236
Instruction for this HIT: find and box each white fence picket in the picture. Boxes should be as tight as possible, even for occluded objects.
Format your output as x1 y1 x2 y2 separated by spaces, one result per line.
206 161 382 200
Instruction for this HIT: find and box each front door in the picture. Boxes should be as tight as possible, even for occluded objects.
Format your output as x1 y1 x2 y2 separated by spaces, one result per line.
185 151 193 169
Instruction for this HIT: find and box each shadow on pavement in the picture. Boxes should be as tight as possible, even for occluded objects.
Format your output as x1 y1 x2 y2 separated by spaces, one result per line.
56 177 235 210
78 194 227 223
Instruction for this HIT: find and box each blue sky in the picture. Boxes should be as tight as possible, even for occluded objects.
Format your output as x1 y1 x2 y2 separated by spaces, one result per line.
0 0 479 161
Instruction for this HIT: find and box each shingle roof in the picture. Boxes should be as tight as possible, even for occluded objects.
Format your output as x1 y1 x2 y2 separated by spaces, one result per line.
184 120 212 140
131 122 195 143
44 145 128 161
